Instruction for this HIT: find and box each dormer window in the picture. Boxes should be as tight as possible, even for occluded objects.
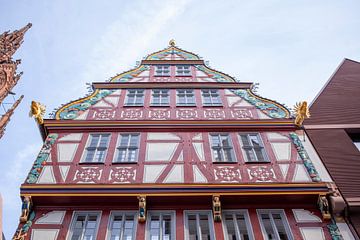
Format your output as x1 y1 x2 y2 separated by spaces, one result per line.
155 65 170 76
176 65 191 76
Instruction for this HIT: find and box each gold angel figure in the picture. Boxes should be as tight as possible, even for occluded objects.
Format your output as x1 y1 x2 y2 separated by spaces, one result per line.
293 101 310 127
29 101 46 124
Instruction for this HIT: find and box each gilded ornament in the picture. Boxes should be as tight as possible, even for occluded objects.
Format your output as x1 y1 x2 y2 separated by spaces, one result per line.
138 196 146 222
293 101 310 127
29 100 46 124
212 195 222 222
169 39 176 46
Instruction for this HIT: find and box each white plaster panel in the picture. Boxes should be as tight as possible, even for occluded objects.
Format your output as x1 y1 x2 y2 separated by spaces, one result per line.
234 99 253 107
31 229 59 240
37 166 56 184
111 90 121 95
224 89 235 95
74 110 88 120
36 211 66 224
47 153 52 162
292 209 322 222
143 165 166 183
93 100 112 107
337 222 356 240
257 110 271 119
226 96 240 106
177 151 183 161
192 133 202 141
104 96 119 106
164 165 184 183
279 164 289 178
57 143 78 162
271 142 291 161
147 133 180 140
137 70 149 77
59 133 82 141
59 166 70 181
196 70 208 77
300 227 325 240
193 165 207 183
193 143 205 161
301 133 333 182
267 133 289 140
146 143 178 161
293 164 311 182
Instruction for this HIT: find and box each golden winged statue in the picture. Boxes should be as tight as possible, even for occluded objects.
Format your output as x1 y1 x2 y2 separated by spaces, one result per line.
29 101 46 124
293 101 310 127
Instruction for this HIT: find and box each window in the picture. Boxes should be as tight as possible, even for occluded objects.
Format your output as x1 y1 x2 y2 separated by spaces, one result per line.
184 211 215 240
176 89 195 106
147 211 175 240
257 210 293 240
348 133 360 151
68 212 100 240
201 89 222 106
239 133 268 162
151 89 170 106
155 65 170 76
125 89 144 106
114 134 140 163
223 211 254 240
107 212 137 240
176 65 191 76
210 134 236 162
83 134 110 163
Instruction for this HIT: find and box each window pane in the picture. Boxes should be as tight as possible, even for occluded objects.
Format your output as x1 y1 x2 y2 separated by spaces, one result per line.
199 214 211 239
273 214 289 240
84 150 95 162
224 214 237 240
163 215 172 240
188 215 197 240
261 214 276 240
150 215 160 240
236 214 250 240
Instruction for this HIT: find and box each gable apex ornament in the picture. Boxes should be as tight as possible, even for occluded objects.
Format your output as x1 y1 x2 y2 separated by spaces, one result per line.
293 101 310 127
169 39 176 46
29 101 46 124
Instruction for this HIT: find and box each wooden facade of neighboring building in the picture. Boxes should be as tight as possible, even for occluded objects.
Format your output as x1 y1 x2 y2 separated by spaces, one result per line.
13 43 356 239
305 58 360 239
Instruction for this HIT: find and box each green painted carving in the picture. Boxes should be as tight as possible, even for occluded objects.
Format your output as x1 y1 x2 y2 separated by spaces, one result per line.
327 219 344 240
289 132 321 182
195 65 235 82
13 211 35 239
111 65 149 82
25 134 58 184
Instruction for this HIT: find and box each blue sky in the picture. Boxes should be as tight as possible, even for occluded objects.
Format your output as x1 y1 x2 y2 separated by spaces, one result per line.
0 0 359 237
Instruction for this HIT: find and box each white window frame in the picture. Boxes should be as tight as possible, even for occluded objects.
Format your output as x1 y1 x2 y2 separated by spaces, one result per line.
113 133 140 163
209 133 237 162
146 210 176 240
239 133 269 162
176 89 196 106
106 211 137 240
184 210 215 240
176 65 191 76
82 133 110 163
125 89 145 106
151 89 170 106
201 89 222 106
222 210 254 240
257 209 293 240
67 211 101 240
154 65 170 76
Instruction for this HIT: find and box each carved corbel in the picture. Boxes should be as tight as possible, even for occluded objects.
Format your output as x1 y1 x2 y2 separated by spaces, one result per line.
212 195 222 222
327 183 346 220
318 195 331 220
138 196 146 223
20 196 32 223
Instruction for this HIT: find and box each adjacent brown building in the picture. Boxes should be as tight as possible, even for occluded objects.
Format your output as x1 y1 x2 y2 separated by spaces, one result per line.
305 58 360 239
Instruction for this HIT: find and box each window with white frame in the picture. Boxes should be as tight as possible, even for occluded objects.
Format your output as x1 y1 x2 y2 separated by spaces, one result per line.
155 65 170 76
68 212 100 240
147 211 175 240
176 65 191 76
223 210 254 240
114 134 140 163
176 89 195 106
239 133 268 162
201 89 222 106
185 211 215 240
125 89 144 106
210 134 236 162
107 212 137 240
151 89 170 106
83 134 110 163
257 210 293 240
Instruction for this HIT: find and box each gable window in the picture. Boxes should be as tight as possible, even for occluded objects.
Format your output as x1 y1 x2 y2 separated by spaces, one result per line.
202 89 222 106
239 133 268 162
210 134 236 162
125 89 144 106
151 89 170 106
68 212 100 240
147 211 175 240
176 65 191 76
223 210 254 240
184 211 215 240
176 89 195 106
83 134 110 163
114 134 140 163
257 210 293 240
155 65 170 76
107 212 137 240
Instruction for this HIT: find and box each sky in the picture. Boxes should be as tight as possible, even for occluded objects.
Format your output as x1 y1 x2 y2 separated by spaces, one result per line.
0 0 360 237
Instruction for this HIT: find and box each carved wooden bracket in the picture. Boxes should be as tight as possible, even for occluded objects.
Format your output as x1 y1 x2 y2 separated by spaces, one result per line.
19 196 32 223
318 195 331 220
138 196 146 223
212 195 222 222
